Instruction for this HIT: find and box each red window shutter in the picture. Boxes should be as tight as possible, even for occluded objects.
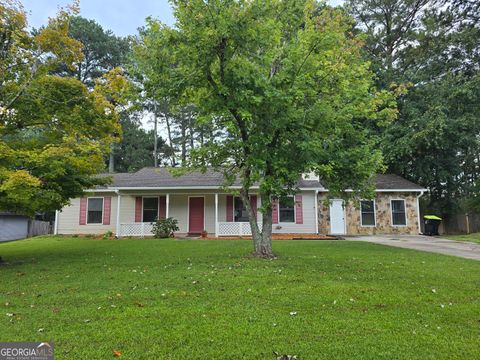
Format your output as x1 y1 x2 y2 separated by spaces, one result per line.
272 198 279 224
103 197 111 225
135 197 142 222
226 195 233 222
295 194 303 224
250 195 257 219
158 195 166 219
79 198 87 225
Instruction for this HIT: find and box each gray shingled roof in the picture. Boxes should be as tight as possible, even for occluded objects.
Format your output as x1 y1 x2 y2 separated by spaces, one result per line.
373 174 425 190
97 168 423 191
101 167 323 189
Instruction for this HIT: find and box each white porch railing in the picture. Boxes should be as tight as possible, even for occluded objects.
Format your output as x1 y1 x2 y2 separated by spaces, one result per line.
217 222 262 236
119 223 154 237
118 221 262 237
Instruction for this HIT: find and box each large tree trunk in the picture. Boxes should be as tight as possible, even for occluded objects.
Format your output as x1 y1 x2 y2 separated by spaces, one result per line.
260 201 273 257
240 188 274 258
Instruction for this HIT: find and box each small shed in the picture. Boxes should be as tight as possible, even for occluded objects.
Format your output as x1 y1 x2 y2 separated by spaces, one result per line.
0 213 30 242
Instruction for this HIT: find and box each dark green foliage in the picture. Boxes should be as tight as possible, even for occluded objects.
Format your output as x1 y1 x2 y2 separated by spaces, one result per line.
347 0 480 215
54 16 130 88
111 113 175 172
134 0 396 255
0 4 121 216
151 217 180 238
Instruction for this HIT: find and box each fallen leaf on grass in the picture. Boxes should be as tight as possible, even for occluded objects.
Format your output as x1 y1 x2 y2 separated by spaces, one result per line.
113 350 121 357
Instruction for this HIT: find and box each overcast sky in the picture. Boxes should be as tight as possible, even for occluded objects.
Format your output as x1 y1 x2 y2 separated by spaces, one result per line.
22 0 176 35
22 0 344 36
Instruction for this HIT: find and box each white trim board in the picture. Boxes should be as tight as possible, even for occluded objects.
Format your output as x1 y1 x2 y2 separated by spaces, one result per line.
85 187 426 193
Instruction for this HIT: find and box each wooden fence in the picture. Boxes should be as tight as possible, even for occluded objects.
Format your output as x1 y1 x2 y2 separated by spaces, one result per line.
27 220 52 237
438 213 480 235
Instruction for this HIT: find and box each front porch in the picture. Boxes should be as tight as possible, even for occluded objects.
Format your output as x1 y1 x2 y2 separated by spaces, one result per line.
114 189 316 238
115 192 264 238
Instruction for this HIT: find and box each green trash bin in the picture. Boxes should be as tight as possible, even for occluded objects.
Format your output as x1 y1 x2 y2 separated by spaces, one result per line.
424 215 442 236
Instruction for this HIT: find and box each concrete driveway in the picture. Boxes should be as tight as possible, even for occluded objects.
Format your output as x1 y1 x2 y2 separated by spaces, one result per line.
346 235 480 261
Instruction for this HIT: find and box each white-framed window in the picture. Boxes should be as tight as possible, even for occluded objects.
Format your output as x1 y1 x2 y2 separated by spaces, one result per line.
279 196 295 223
234 196 249 222
87 197 103 224
143 197 159 223
391 199 407 226
360 200 376 227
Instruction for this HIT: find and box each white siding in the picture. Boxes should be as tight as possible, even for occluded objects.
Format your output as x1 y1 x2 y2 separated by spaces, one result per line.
271 191 317 234
57 190 317 235
119 195 136 223
57 193 117 235
169 195 188 233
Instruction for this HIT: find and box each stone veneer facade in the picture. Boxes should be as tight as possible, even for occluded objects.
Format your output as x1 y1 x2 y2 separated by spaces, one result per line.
318 192 420 235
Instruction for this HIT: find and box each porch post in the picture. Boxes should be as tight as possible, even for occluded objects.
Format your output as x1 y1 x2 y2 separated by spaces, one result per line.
215 193 219 237
166 193 170 218
116 191 121 237
314 190 319 234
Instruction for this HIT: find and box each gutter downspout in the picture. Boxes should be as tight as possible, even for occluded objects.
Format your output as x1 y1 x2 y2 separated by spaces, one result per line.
54 210 59 235
417 190 425 235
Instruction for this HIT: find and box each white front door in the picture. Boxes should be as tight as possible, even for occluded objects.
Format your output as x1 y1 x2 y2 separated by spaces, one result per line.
329 199 346 235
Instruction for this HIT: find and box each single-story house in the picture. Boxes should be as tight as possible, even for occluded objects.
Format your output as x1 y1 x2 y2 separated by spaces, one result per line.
54 168 426 237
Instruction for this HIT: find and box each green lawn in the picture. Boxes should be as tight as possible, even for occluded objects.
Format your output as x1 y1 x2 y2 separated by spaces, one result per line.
444 233 480 245
0 237 479 359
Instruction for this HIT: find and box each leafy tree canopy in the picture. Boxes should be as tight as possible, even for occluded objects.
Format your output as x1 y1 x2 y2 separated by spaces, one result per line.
136 0 396 256
54 15 130 88
0 1 123 215
347 0 480 215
